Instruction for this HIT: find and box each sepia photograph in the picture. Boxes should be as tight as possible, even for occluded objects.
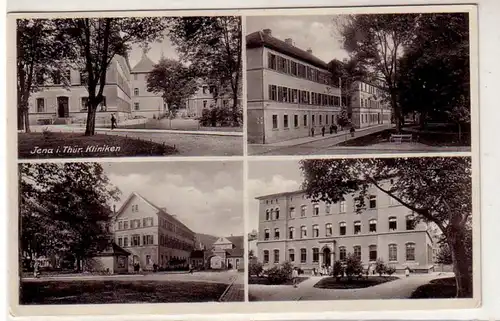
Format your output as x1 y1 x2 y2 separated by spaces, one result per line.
246 12 473 156
247 157 474 301
18 161 244 304
16 15 243 158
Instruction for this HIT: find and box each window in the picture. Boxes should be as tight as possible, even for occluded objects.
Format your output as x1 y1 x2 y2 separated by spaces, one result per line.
80 72 88 85
406 243 416 261
369 219 377 232
275 208 280 220
334 96 340 106
369 195 377 209
265 209 270 221
118 221 123 230
80 97 88 111
268 53 277 69
123 237 129 247
273 249 280 263
274 228 280 240
134 102 140 110
272 115 278 129
300 205 307 217
313 225 319 238
143 217 153 227
123 221 129 229
300 248 307 263
301 226 307 238
289 227 295 239
269 85 277 101
339 222 346 235
117 237 123 246
353 246 361 260
264 229 270 240
340 201 346 213
389 244 398 261
319 114 322 125
36 98 45 112
326 223 333 236
339 246 346 261
202 86 207 94
289 249 295 262
263 250 269 263
389 217 397 231
325 204 331 214
369 245 377 261
313 204 320 216
354 221 361 234
312 248 319 263
303 115 307 127
143 235 154 245
134 88 139 96
133 74 138 80
294 115 299 127
289 207 295 218
312 114 315 126
284 115 289 128
406 215 415 230
132 235 140 247
203 100 207 108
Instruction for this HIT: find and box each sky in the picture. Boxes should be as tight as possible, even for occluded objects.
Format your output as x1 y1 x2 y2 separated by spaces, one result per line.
127 34 179 68
246 15 349 63
102 161 243 237
247 160 303 232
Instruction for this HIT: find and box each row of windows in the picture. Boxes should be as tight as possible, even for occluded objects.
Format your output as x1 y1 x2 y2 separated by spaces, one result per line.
358 97 383 109
159 217 193 240
359 113 382 124
267 53 335 86
357 82 383 96
117 234 154 247
271 113 342 130
117 234 193 251
34 96 108 113
264 196 385 220
263 216 416 240
268 85 342 107
262 243 416 264
116 217 154 231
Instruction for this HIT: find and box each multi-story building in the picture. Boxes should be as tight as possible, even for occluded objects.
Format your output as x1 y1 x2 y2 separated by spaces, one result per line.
189 235 244 270
349 81 392 129
256 187 435 274
112 192 196 272
28 55 133 125
246 29 342 144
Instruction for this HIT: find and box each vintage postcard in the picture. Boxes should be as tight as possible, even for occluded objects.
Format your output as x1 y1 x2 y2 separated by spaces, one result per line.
13 13 243 158
8 4 480 318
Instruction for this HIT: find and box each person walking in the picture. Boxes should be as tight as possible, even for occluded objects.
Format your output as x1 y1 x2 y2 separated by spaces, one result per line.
111 114 116 130
321 126 325 137
329 125 333 134
333 124 338 134
405 266 410 277
292 267 299 288
311 127 315 137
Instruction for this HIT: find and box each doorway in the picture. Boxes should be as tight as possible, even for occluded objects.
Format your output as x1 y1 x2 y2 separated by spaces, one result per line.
323 247 332 267
57 97 69 118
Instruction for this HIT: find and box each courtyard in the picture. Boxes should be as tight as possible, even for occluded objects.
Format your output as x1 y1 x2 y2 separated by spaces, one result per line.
20 271 244 304
248 272 455 301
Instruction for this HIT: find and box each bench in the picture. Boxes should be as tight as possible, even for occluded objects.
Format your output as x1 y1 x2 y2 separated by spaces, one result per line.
390 134 412 143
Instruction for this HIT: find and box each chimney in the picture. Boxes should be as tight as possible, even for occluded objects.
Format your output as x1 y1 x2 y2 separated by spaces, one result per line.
263 29 272 36
284 38 293 46
113 205 116 214
306 48 313 54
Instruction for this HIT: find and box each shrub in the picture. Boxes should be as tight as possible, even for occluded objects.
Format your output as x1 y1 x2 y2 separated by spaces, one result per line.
42 127 54 140
249 261 263 277
375 259 387 276
345 253 363 280
385 266 396 276
332 260 344 280
266 261 294 285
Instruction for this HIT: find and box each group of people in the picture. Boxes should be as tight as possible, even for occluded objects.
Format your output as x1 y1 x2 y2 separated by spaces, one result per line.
312 265 333 276
310 124 356 138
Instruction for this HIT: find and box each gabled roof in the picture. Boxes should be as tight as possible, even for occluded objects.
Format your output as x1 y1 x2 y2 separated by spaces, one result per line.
94 242 130 257
246 30 329 70
131 54 156 73
114 192 194 234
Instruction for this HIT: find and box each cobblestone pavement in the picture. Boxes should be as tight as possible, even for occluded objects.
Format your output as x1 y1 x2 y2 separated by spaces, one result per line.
249 272 454 301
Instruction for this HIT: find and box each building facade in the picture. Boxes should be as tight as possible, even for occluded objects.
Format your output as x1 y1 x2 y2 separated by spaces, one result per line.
246 29 342 144
256 188 435 274
112 192 196 272
349 81 392 129
28 55 133 125
189 236 244 270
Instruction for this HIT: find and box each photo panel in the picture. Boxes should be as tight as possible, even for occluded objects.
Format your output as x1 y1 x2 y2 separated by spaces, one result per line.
14 13 244 159
247 156 478 308
15 160 245 312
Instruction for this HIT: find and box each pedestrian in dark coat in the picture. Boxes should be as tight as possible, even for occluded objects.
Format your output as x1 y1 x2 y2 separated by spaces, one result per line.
311 127 315 137
111 114 116 130
321 126 325 137
329 125 333 134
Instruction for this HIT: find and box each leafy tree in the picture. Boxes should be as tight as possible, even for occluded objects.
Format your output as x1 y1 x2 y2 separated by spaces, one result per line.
332 260 344 281
335 14 420 132
345 253 363 281
19 163 120 271
168 16 242 126
375 259 386 276
385 266 396 276
300 157 472 298
248 261 263 277
146 58 198 113
16 19 74 133
55 18 169 135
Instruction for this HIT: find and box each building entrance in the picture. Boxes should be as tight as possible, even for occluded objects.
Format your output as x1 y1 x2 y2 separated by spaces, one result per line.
57 97 69 118
323 247 332 267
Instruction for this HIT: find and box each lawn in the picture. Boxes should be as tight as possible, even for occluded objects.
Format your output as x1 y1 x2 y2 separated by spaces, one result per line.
20 280 228 304
313 276 399 289
18 132 177 159
248 276 309 286
118 120 243 132
410 277 462 298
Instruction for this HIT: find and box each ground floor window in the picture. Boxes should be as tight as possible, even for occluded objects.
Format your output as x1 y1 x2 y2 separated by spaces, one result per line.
294 114 299 127
263 250 269 263
389 244 397 261
289 249 295 262
406 243 415 261
300 248 307 263
146 255 152 265
369 245 377 261
353 246 361 260
36 98 45 112
339 246 346 261
312 248 319 263
303 114 307 127
273 249 279 263
272 115 278 129
134 102 140 110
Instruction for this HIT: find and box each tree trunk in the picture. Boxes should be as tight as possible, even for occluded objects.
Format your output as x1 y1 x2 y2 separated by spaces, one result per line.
448 232 473 298
84 105 98 136
232 95 239 126
23 107 31 133
18 107 25 131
